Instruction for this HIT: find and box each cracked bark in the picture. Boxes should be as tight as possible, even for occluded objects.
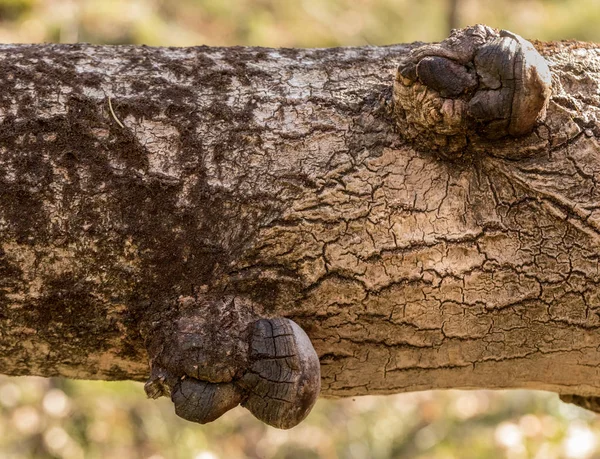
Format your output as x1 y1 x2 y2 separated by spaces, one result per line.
1 39 600 407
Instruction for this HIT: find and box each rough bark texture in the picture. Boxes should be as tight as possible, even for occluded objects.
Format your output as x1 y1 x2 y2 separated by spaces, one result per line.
1 38 600 402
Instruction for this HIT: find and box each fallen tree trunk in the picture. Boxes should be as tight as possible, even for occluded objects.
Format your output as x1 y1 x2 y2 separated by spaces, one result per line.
1 33 600 413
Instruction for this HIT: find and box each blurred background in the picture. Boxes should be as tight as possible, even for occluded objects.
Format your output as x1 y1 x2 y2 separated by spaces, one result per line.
0 0 599 458
0 0 598 46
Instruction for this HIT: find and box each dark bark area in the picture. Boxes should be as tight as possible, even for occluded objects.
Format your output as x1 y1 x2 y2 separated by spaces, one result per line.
1 38 600 403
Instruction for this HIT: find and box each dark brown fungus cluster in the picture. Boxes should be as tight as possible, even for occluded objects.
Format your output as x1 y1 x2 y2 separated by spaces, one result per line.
144 311 321 430
393 25 552 155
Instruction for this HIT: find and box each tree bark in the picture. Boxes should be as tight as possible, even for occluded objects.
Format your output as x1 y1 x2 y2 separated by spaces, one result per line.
1 38 600 402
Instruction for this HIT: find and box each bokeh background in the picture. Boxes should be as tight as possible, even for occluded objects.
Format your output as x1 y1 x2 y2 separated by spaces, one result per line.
0 0 599 458
0 0 600 45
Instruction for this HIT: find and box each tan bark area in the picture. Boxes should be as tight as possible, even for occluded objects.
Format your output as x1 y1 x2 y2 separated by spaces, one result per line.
0 40 600 401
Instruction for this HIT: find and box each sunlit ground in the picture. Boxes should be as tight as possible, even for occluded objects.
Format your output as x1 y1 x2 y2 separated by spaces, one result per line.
1 0 600 457
0 376 598 459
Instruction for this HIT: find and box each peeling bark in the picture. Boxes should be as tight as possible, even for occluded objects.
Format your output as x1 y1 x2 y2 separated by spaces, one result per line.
1 38 600 407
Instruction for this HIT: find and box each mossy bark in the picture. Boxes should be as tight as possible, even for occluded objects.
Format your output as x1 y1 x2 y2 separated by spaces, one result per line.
1 40 600 401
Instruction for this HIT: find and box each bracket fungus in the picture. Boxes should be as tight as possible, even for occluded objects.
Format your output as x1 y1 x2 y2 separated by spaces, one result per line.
143 296 321 429
393 25 552 156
